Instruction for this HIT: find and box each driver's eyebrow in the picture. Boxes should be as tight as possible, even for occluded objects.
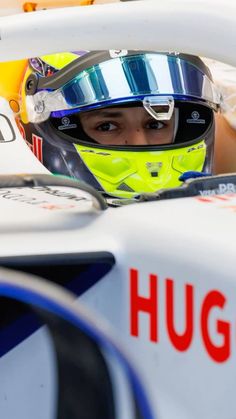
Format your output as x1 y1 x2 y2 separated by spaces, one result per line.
81 110 124 120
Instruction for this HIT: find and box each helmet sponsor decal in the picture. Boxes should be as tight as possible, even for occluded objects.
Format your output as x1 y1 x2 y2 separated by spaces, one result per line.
58 116 77 130
187 111 206 124
109 49 128 58
187 143 204 153
80 149 111 156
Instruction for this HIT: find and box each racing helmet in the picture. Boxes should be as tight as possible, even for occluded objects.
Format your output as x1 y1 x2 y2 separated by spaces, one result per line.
17 50 220 199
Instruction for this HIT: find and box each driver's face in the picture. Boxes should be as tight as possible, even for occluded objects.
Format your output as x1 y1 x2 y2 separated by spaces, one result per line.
79 107 175 146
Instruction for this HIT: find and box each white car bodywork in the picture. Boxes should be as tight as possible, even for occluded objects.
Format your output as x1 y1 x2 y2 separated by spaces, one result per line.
0 1 235 418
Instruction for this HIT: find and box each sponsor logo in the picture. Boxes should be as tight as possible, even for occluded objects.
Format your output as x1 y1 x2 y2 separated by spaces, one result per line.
187 143 204 152
0 189 47 206
81 149 110 156
58 116 77 130
0 187 88 209
130 268 232 363
109 49 128 58
187 110 205 124
199 183 236 196
34 186 88 202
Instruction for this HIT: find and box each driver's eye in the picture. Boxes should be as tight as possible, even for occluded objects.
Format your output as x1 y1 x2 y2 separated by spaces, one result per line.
97 122 116 132
147 121 165 130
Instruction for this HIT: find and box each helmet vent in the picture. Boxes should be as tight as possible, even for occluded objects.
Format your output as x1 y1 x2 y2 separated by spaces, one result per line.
117 183 134 192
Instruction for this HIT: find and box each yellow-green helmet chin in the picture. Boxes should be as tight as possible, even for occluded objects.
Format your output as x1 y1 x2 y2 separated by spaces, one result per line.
74 140 206 198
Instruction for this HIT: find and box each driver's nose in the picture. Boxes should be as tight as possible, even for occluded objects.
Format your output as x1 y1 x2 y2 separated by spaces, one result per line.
125 129 149 145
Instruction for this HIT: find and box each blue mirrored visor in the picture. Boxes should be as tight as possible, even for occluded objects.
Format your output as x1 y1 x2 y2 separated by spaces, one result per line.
28 53 220 123
60 53 220 109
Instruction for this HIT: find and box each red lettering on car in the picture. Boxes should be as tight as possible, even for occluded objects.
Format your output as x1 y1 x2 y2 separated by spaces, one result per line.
130 268 231 363
166 279 194 351
201 290 231 362
130 268 158 342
